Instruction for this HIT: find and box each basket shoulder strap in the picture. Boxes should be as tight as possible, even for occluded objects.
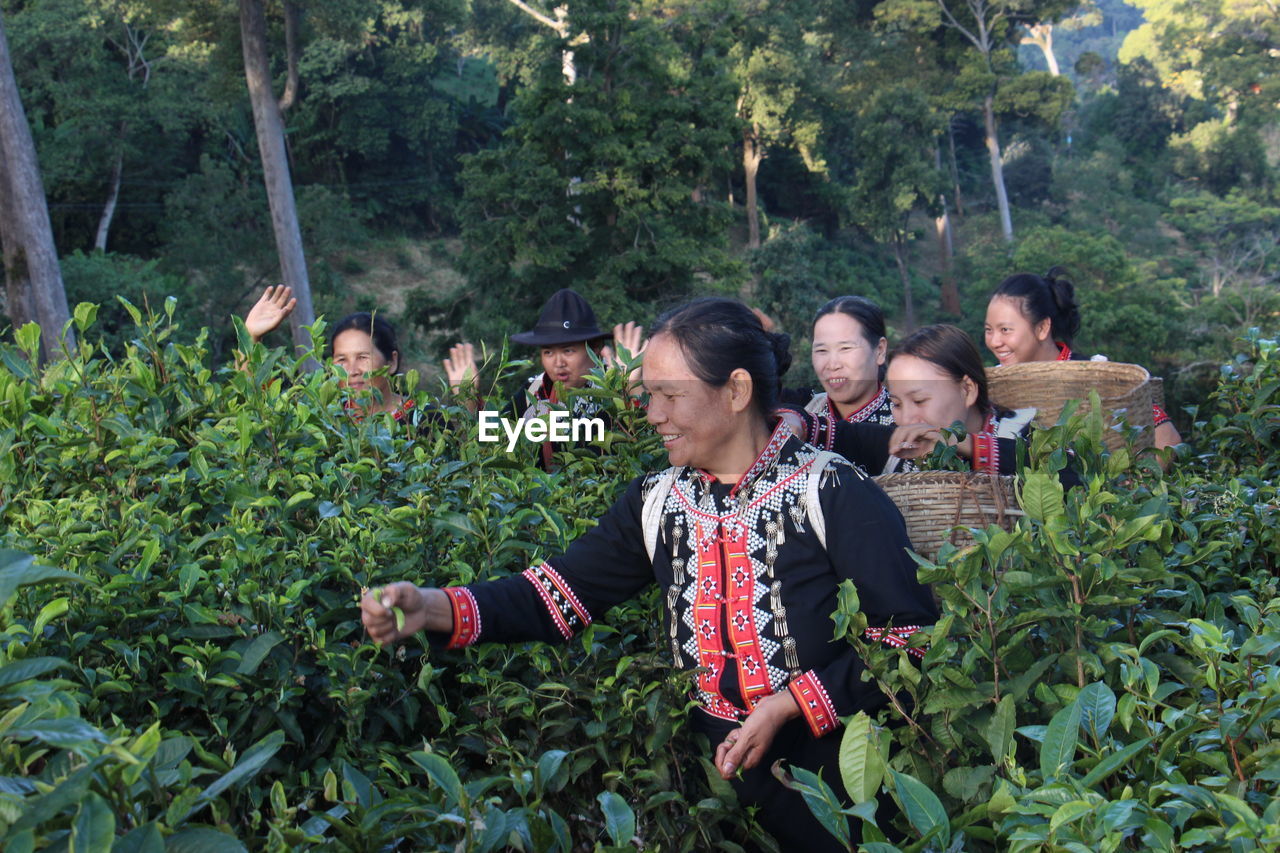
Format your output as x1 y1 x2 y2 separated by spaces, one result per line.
805 451 842 551
642 468 680 562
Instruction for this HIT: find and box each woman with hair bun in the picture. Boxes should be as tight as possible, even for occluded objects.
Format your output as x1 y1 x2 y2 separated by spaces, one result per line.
984 268 1182 450
363 297 936 850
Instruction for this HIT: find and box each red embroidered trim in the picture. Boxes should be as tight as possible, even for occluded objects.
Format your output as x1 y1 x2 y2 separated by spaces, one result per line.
729 421 791 498
789 671 839 736
699 695 749 723
343 396 415 425
690 522 772 715
864 625 927 660
522 563 592 640
971 409 999 474
1152 403 1171 427
1056 343 1072 361
835 384 890 424
442 587 480 648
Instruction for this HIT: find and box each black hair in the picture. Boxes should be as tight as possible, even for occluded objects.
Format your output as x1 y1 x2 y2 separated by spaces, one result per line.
329 312 401 372
813 295 887 345
813 295 888 380
649 298 792 422
991 267 1080 345
888 324 992 414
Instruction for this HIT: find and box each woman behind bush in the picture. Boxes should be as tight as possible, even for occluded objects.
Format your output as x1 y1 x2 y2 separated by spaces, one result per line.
240 285 420 426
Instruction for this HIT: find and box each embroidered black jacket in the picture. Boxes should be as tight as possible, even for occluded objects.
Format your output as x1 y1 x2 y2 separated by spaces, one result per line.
434 423 938 737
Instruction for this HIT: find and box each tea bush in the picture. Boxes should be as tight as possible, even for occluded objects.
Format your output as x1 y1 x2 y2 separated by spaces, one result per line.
802 332 1280 851
2 305 1278 850
1 302 754 850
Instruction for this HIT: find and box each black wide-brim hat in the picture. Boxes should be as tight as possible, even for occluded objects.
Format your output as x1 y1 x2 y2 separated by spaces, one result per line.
510 288 607 346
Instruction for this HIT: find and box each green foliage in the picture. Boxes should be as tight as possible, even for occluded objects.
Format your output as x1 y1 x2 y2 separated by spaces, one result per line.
455 0 743 342
0 305 760 849
795 333 1280 849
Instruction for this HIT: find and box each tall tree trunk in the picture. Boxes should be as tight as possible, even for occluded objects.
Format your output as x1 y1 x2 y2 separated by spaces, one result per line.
982 94 1014 243
1021 23 1059 76
278 0 300 111
947 117 964 217
933 167 958 316
239 0 316 362
95 131 126 252
894 229 915 333
743 125 762 250
0 12 72 362
935 142 959 315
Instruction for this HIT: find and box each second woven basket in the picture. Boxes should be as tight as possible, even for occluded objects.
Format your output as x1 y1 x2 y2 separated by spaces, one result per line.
987 361 1153 451
873 471 1022 562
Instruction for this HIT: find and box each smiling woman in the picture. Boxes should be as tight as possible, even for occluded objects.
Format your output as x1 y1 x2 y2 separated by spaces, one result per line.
983 269 1182 452
784 296 895 427
362 297 937 851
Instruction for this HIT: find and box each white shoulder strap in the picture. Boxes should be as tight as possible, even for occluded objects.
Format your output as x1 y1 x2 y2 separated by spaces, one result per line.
996 407 1037 439
805 451 841 551
804 393 829 416
642 468 681 562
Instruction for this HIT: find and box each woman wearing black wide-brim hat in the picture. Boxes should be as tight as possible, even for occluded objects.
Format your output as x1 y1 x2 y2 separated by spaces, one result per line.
444 288 646 468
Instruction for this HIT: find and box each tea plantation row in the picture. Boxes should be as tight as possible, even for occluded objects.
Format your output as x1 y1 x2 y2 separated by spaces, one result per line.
0 306 1277 851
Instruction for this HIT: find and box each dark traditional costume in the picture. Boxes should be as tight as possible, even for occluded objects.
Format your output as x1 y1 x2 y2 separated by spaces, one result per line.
507 288 613 470
430 422 937 848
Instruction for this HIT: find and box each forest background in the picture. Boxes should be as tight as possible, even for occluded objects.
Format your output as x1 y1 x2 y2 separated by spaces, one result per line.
2 0 1278 419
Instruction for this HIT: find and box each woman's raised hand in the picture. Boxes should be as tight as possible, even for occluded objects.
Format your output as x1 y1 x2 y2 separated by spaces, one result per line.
443 342 479 392
613 322 647 360
245 285 297 342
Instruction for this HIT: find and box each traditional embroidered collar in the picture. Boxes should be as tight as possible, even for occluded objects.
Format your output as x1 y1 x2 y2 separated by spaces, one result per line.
830 383 889 423
697 419 792 499
1056 343 1072 361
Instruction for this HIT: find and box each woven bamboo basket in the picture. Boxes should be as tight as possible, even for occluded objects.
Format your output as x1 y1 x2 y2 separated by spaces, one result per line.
873 471 1022 562
987 361 1154 451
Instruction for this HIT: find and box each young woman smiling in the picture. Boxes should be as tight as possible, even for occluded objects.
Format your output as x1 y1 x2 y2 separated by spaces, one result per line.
363 298 936 850
984 269 1182 451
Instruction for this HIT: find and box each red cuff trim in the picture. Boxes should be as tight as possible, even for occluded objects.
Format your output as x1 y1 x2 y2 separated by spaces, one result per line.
972 432 999 473
789 670 839 737
1152 403 1171 427
442 587 480 648
864 625 927 660
521 563 593 640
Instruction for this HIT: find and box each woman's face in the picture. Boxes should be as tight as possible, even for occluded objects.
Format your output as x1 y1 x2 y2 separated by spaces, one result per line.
984 296 1052 366
540 342 595 388
811 312 886 410
887 354 978 430
643 333 743 471
332 329 395 398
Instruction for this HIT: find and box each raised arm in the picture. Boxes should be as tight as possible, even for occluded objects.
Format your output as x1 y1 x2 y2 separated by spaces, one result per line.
236 285 297 374
442 341 481 413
